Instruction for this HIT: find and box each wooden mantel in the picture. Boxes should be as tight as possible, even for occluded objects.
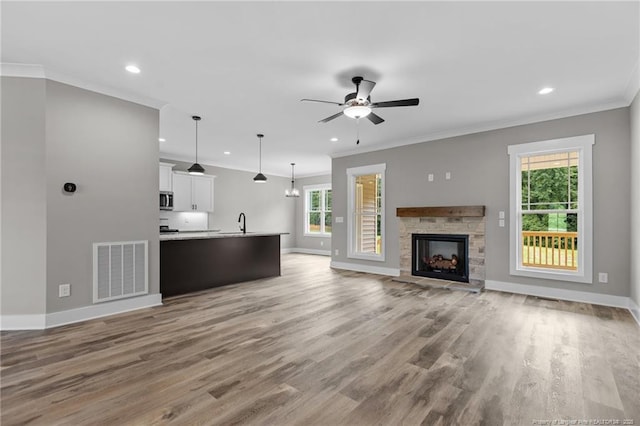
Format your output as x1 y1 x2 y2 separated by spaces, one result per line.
396 206 485 218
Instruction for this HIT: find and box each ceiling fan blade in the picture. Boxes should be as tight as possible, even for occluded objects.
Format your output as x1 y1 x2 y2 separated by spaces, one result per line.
356 80 376 101
366 112 385 125
319 111 344 123
370 98 420 108
301 98 343 106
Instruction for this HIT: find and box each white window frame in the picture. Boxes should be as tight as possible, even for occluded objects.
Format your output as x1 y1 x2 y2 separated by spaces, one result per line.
303 183 332 237
508 134 594 283
347 163 386 262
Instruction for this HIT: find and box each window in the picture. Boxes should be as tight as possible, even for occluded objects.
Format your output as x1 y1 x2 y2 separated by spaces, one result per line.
508 135 594 283
304 184 331 236
347 163 386 261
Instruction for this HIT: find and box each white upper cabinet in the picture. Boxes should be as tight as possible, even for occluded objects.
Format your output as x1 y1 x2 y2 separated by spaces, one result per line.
172 172 215 212
172 173 193 211
192 175 214 212
159 162 175 192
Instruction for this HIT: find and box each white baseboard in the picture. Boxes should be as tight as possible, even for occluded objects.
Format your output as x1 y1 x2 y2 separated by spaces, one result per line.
0 294 163 330
0 314 47 331
486 280 640 326
330 261 400 277
629 298 640 326
292 248 331 256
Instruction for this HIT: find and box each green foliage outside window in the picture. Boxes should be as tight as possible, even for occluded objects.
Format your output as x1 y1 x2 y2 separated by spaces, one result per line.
521 165 578 232
307 188 331 234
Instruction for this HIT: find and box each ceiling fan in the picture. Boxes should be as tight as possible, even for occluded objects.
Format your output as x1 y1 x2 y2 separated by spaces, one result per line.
301 76 420 126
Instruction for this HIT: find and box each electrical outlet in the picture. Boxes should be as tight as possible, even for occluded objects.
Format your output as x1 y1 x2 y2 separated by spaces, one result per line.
499 211 505 219
59 283 71 297
445 172 451 180
335 217 344 223
335 249 339 256
498 219 505 227
320 241 324 246
598 272 608 283
428 173 434 182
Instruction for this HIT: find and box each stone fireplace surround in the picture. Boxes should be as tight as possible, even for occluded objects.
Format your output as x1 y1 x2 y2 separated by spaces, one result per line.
396 206 486 291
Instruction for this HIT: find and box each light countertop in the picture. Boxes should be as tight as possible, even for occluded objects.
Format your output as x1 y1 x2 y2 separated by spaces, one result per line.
160 231 288 241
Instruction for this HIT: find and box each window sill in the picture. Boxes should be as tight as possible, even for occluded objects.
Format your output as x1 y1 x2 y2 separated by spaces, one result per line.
304 233 331 238
348 252 385 262
510 266 592 284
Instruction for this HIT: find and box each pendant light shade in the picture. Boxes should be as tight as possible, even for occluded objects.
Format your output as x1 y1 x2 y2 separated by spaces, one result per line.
188 162 205 175
285 163 300 197
188 115 205 175
253 133 267 183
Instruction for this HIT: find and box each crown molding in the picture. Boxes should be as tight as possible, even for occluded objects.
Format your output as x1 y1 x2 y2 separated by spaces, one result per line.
624 58 640 105
331 99 629 159
1 62 167 110
159 152 291 179
1 63 45 78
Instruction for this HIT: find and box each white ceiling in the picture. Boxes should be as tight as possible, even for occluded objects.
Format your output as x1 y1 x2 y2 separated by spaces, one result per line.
2 1 638 177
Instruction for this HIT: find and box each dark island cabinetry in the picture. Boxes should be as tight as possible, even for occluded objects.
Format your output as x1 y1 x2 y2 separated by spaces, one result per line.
160 233 281 297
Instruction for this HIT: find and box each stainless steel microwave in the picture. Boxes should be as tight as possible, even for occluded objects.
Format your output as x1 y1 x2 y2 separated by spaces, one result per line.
160 191 173 211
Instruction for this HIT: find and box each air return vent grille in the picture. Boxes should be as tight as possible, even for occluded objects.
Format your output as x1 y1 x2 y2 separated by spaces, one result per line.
93 240 148 303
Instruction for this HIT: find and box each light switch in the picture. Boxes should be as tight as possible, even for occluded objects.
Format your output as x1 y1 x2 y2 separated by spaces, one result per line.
499 219 505 227
499 211 505 219
428 174 434 182
445 172 451 180
335 217 344 223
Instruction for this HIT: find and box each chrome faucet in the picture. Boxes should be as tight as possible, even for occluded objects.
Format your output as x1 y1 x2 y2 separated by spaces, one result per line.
238 212 246 234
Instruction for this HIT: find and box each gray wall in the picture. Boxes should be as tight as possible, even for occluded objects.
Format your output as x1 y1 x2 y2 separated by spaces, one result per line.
631 91 640 307
1 77 160 315
162 159 295 249
1 77 48 315
295 174 332 252
332 107 631 297
46 81 159 313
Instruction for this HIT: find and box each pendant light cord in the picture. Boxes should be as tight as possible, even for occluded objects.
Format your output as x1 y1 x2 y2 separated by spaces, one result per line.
195 119 199 163
259 136 262 173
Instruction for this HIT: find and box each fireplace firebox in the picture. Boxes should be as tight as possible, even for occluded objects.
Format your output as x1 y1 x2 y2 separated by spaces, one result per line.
412 233 469 282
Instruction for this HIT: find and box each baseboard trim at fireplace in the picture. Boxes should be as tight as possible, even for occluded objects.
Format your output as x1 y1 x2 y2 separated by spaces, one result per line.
330 261 400 277
485 280 638 325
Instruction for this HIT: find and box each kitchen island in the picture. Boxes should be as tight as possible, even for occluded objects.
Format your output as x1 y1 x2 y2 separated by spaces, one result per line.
160 232 286 297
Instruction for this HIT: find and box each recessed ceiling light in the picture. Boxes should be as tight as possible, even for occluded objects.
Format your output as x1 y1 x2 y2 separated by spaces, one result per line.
158 138 165 142
330 137 338 142
223 151 231 155
125 65 141 74
538 87 554 95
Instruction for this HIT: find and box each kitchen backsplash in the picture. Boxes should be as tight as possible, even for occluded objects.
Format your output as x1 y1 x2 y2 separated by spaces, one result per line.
160 211 209 231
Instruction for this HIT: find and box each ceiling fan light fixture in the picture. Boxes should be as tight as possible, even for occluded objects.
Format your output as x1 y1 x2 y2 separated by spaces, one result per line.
344 105 371 119
188 115 206 175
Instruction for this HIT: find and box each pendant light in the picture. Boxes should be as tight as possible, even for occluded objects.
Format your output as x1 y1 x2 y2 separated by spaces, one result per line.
188 115 205 175
285 163 300 197
253 133 267 183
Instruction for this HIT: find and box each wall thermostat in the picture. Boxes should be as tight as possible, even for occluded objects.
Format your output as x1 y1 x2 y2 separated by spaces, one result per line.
63 182 77 193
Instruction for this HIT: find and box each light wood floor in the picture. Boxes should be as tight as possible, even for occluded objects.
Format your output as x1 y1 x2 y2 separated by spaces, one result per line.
1 254 639 425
